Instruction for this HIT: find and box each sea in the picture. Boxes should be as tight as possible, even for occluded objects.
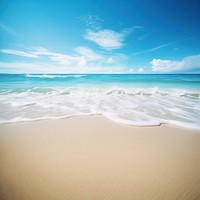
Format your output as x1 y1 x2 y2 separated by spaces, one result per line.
0 74 200 130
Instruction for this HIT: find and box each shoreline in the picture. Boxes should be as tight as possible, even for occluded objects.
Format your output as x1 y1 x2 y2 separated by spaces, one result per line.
1 114 200 132
0 115 200 199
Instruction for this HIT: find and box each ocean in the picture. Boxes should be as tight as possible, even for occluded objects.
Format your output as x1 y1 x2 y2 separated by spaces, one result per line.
0 74 200 130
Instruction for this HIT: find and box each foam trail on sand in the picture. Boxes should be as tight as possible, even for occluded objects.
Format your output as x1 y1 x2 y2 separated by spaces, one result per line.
0 85 200 130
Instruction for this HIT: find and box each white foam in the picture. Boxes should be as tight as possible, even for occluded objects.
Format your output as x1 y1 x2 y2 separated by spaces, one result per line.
25 74 86 78
0 86 200 130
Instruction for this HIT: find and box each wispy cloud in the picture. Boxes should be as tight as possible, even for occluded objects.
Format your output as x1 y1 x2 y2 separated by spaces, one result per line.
0 49 39 58
37 47 105 66
0 23 19 36
151 54 200 72
133 40 181 56
80 14 132 50
74 46 102 61
0 62 56 74
33 47 103 66
85 29 131 50
0 46 126 73
0 61 125 74
0 47 102 66
79 15 103 29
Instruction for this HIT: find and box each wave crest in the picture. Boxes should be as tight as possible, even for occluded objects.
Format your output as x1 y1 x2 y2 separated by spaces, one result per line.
0 87 200 130
25 74 86 78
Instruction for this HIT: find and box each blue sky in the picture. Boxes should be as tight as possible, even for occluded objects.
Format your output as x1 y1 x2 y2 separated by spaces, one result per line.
0 0 200 74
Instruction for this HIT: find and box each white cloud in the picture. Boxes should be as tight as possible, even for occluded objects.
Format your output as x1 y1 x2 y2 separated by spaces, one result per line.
0 49 39 58
151 54 200 72
43 47 102 66
81 15 136 50
138 67 144 73
32 47 51 55
0 62 57 74
0 46 127 73
129 68 145 73
79 15 103 29
129 68 134 73
0 61 125 74
49 54 80 65
85 29 130 50
0 47 80 65
0 47 103 67
74 46 102 61
107 57 113 63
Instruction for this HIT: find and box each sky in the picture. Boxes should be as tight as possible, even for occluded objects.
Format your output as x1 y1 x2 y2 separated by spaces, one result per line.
0 0 200 74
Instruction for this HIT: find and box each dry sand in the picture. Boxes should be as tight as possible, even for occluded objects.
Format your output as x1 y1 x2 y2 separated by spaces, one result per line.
0 115 200 200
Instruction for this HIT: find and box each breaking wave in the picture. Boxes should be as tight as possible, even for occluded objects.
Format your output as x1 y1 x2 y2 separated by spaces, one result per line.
0 86 200 130
25 74 86 78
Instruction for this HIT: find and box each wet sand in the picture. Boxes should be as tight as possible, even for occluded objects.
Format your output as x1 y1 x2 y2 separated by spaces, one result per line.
0 115 200 200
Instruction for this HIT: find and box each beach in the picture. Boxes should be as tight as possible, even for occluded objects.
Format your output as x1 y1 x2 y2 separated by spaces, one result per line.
1 0 200 198
0 115 200 200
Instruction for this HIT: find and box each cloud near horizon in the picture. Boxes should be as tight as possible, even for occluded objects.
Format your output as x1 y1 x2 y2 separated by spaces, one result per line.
151 54 200 72
1 46 200 74
0 46 127 73
0 61 126 74
0 49 39 58
1 47 104 66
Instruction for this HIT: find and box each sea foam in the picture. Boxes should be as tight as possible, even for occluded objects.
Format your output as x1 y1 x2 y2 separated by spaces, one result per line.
26 74 86 78
0 86 199 130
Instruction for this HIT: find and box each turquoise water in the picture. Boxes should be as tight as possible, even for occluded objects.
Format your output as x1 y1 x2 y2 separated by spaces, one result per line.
1 74 200 89
0 74 200 130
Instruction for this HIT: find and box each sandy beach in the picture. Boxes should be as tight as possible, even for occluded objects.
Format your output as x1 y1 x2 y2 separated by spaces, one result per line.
0 115 200 200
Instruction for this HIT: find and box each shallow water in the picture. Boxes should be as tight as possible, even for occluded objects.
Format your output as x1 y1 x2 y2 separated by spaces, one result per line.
0 74 200 129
